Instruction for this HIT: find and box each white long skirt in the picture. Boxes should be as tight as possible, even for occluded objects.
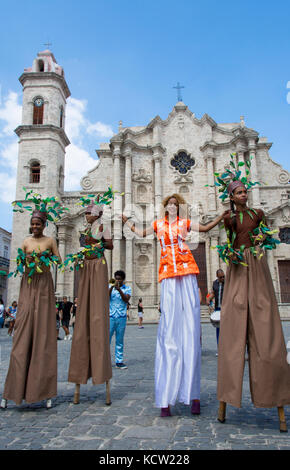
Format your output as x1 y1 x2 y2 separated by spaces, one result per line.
155 274 201 408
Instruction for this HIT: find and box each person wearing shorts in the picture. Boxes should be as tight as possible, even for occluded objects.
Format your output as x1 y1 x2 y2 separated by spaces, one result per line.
137 298 144 329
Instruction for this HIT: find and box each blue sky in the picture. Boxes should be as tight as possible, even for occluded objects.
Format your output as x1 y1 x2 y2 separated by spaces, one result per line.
0 0 290 231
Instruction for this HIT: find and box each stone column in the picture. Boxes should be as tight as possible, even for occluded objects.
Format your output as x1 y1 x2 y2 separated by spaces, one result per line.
236 146 245 177
124 151 132 215
153 151 162 216
56 226 67 297
122 216 134 300
112 144 122 274
209 230 220 287
125 239 133 297
205 237 211 290
248 143 260 207
205 151 217 214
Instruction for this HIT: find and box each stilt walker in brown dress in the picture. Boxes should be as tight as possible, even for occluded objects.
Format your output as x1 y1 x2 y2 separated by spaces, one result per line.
1 209 61 409
67 199 113 405
212 155 290 432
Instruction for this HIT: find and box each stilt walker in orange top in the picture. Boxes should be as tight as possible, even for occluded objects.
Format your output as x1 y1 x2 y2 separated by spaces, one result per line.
123 194 226 417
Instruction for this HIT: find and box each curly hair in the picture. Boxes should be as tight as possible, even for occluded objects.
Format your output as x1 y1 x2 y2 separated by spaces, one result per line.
161 193 188 218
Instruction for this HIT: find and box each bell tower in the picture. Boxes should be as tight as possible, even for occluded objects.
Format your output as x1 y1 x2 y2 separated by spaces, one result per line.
15 49 71 198
7 50 71 303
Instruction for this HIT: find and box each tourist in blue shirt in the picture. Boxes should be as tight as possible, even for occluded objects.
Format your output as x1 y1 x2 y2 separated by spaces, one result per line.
109 270 131 369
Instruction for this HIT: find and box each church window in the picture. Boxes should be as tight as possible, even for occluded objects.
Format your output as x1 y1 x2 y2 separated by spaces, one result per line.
38 59 45 72
3 245 9 259
58 166 64 188
33 98 44 125
60 106 64 128
170 151 195 175
279 228 290 244
30 161 40 183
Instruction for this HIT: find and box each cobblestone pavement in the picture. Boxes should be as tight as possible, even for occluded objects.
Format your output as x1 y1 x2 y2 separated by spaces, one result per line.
0 321 290 451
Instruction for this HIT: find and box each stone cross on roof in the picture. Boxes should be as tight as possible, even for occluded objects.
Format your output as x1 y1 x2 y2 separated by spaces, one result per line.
43 41 52 49
173 82 185 102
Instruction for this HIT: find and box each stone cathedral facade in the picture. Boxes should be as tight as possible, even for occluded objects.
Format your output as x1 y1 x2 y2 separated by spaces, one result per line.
7 50 290 318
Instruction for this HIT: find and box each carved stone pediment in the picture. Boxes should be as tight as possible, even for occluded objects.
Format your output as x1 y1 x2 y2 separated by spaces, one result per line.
135 240 152 254
174 174 193 184
132 168 152 183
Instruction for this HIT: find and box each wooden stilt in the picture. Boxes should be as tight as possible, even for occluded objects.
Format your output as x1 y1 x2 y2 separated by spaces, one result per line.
218 401 226 423
73 384 80 404
278 406 288 433
105 380 111 406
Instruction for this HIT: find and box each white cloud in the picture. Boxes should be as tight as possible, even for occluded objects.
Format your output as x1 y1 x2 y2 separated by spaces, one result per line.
0 90 115 204
65 97 87 141
87 121 114 138
65 96 114 141
64 97 114 191
0 172 17 203
0 91 22 136
64 143 96 191
1 141 18 171
0 91 21 204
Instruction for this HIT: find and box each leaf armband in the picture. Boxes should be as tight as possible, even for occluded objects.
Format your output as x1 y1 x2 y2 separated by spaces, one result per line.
248 221 281 258
60 243 105 272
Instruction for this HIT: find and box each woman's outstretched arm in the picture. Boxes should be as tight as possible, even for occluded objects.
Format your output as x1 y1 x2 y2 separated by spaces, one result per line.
122 215 154 237
191 211 227 233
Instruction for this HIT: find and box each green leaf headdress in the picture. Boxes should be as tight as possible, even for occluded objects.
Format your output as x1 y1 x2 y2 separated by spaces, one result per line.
77 186 119 212
205 153 261 202
12 187 69 224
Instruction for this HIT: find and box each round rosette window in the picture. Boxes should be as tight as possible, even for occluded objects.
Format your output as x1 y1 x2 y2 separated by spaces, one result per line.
170 151 195 175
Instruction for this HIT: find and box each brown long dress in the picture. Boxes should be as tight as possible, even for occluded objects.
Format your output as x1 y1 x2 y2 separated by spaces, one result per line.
217 209 290 408
3 272 57 405
68 256 112 385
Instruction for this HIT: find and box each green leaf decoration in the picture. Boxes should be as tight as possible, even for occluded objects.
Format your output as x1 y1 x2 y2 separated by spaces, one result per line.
210 153 262 206
78 186 117 209
231 231 237 244
246 210 254 220
213 213 279 267
239 212 243 224
6 248 61 282
60 241 105 273
11 188 70 224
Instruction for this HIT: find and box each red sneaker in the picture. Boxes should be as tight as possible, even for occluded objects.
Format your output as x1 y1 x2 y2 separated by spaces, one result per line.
191 400 200 415
160 406 171 417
